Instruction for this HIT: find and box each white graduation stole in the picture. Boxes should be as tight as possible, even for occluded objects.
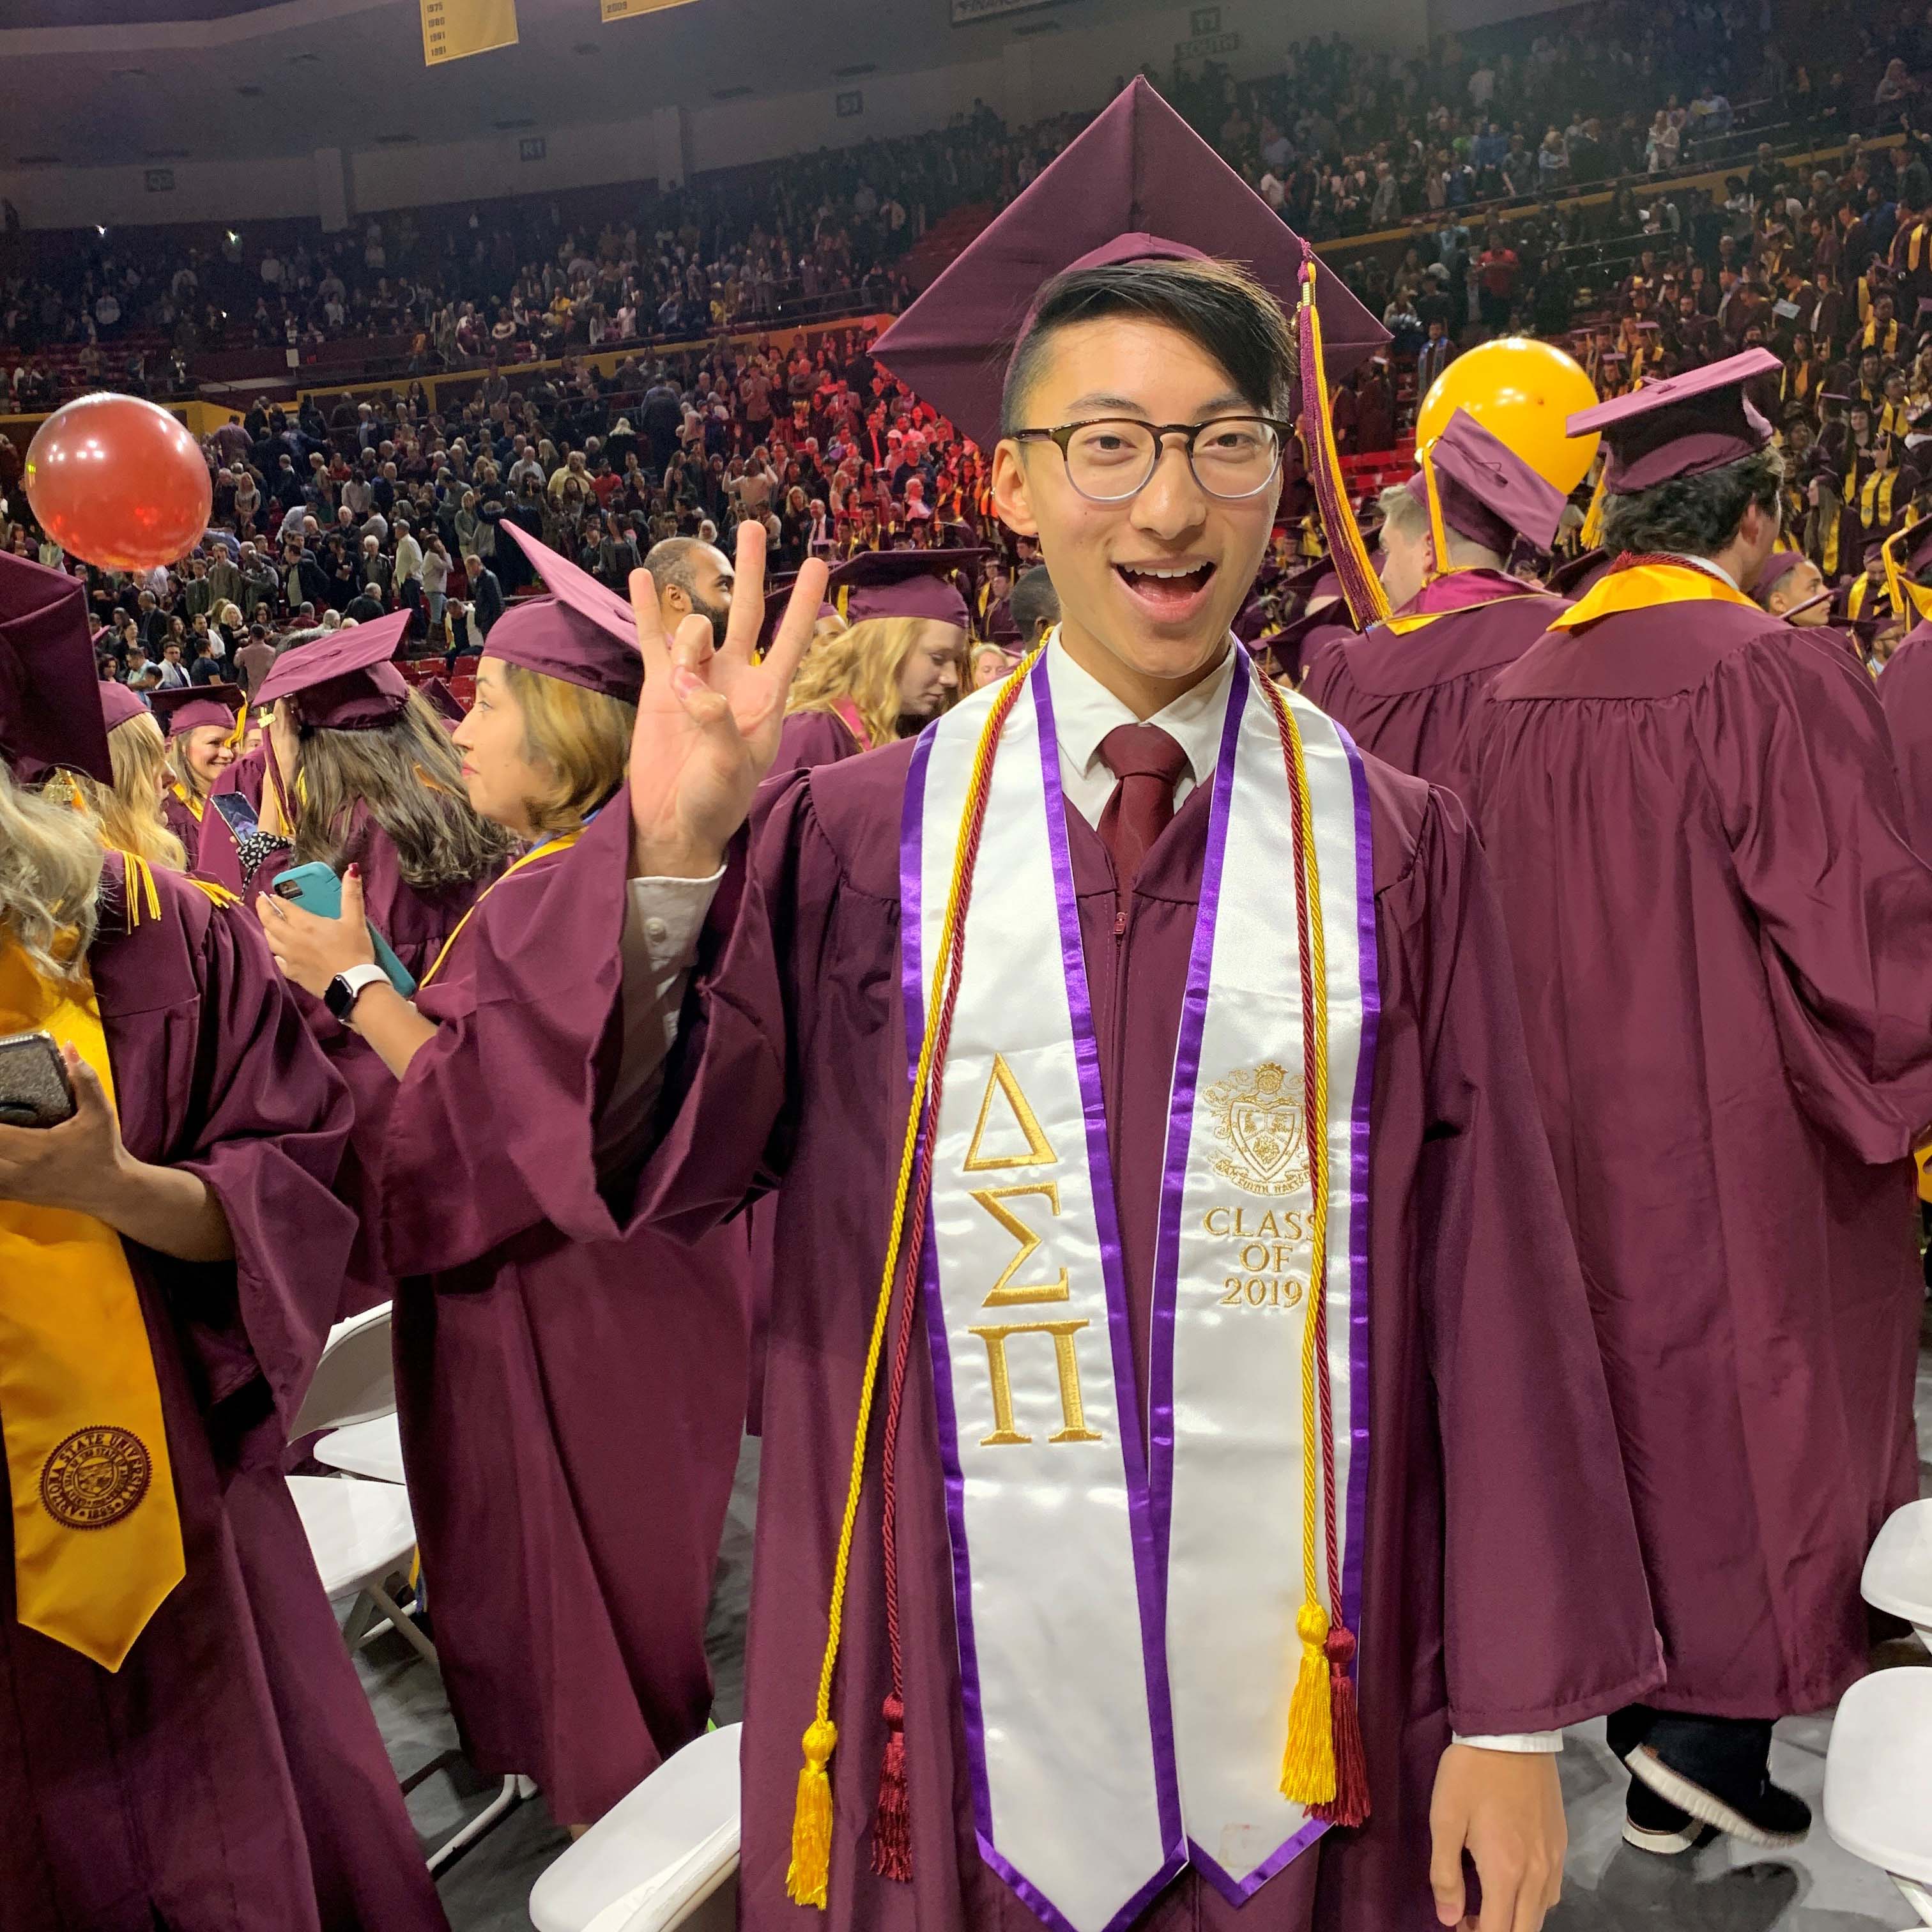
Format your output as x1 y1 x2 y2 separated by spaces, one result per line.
900 646 1377 1932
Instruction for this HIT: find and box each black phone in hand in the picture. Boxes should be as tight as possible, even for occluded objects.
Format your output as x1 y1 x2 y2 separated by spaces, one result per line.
0 1031 77 1129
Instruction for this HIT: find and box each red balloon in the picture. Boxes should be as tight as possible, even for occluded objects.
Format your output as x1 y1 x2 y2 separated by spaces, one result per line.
24 392 213 572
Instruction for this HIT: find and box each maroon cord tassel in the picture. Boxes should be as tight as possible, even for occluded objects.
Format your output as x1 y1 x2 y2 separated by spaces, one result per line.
1308 1625 1370 1828
870 1692 913 1880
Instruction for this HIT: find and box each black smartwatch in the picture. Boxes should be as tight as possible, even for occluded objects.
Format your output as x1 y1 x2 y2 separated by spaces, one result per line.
325 963 389 1021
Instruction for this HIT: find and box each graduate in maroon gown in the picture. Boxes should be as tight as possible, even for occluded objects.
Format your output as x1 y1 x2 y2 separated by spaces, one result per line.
256 528 751 1832
528 84 1652 1932
149 680 244 857
1301 411 1572 804
1473 348 1932 1853
233 616 514 1319
0 554 446 1932
1876 519 1932 854
85 680 192 872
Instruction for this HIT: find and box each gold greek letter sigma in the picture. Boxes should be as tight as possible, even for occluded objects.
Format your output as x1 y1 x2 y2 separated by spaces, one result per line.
963 1054 1058 1172
972 1183 1071 1307
966 1319 1104 1446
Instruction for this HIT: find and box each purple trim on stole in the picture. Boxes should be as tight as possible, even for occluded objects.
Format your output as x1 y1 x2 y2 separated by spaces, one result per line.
1338 721 1379 1733
898 677 1186 1932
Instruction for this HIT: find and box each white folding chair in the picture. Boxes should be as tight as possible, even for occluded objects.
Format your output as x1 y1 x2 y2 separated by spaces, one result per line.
314 1411 406 1484
529 1724 741 1932
1822 1666 1932 1928
290 1301 397 1441
287 1471 436 1668
1862 1498 1932 1650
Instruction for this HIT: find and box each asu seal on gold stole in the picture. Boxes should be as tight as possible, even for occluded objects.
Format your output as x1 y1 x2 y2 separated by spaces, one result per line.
1204 1061 1310 1197
40 1424 153 1529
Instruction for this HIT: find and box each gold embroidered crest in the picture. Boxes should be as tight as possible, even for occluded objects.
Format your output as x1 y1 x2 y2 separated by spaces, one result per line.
1204 1061 1309 1197
40 1425 152 1530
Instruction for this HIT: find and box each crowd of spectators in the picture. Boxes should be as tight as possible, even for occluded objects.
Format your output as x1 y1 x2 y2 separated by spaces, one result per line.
10 0 1932 688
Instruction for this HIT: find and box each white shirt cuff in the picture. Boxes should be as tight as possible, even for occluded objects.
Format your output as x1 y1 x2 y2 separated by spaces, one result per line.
1450 1731 1564 1754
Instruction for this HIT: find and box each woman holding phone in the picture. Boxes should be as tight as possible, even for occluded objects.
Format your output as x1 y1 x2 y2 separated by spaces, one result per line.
255 524 756 1830
240 611 513 1317
0 553 447 1931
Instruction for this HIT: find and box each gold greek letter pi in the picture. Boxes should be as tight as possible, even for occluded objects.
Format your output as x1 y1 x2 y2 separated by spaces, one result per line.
966 1319 1104 1446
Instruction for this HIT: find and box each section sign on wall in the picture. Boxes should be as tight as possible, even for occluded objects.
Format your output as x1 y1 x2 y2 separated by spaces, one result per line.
421 0 519 66
601 0 701 19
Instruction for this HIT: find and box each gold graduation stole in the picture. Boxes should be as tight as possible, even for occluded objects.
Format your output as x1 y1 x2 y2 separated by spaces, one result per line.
1860 468 1900 532
1880 401 1908 441
1862 316 1900 356
0 943 183 1671
167 781 204 824
1820 512 1841 581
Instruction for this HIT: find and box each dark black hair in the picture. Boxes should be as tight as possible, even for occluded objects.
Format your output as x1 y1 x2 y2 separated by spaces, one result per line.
1600 447 1786 557
1008 564 1061 640
1000 257 1296 437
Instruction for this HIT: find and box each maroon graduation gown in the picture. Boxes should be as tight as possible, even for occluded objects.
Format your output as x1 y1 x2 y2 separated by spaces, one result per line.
245 811 501 1320
774 707 866 775
1301 586 1572 804
528 740 1658 1928
160 786 204 859
1878 621 1932 857
374 841 752 1827
0 858 445 1932
1475 604 1932 1719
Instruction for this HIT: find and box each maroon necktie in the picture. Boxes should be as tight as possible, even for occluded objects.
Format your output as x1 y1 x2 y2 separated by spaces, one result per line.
1096 723 1190 887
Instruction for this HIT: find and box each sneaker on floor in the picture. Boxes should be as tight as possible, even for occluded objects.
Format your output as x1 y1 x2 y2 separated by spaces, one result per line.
1622 1774 1717 1855
1627 1743 1811 1848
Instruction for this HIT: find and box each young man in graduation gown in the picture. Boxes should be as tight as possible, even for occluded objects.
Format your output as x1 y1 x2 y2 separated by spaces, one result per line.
1301 411 1572 805
1471 348 1932 1853
0 555 447 1932
510 87 1657 1931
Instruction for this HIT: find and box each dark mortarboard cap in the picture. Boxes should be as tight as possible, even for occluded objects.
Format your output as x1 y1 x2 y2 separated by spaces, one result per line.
99 681 148 733
826 548 984 629
1862 537 1890 567
255 610 412 729
0 553 111 783
756 570 843 656
417 675 466 724
1568 348 1781 494
870 77 1385 454
489 523 643 703
1412 409 1568 553
1276 556 1344 608
150 682 245 740
1545 548 1615 599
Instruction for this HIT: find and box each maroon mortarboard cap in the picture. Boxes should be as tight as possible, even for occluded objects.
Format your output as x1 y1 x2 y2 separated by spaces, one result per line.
489 523 642 703
1862 537 1890 567
0 553 112 783
1276 557 1344 607
870 77 1385 452
1569 348 1782 494
1545 548 1614 599
756 570 844 654
1751 549 1809 604
99 680 148 733
150 682 245 740
1233 594 1271 644
1412 409 1568 553
1820 391 1852 405
417 675 466 724
255 611 412 728
827 548 983 629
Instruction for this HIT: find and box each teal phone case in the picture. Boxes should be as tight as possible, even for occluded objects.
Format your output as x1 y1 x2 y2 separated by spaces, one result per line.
272 862 418 997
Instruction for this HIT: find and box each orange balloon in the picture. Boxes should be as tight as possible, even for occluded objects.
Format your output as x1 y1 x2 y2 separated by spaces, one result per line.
1415 337 1600 494
24 393 213 571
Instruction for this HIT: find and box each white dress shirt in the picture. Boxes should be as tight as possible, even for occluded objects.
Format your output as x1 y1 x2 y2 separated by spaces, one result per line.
611 635 1558 1756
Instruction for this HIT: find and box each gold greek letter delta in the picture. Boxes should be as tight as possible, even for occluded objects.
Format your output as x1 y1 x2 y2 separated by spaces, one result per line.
966 1321 1104 1446
963 1054 1058 1171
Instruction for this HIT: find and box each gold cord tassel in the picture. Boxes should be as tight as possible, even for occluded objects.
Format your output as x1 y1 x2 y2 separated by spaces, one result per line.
1280 1598 1336 1805
785 1717 838 1908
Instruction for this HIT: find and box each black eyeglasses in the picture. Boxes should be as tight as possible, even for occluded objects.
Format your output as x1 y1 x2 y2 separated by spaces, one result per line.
1009 416 1292 503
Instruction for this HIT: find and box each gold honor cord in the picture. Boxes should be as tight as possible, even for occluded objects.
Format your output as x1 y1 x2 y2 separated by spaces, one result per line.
788 652 1038 1909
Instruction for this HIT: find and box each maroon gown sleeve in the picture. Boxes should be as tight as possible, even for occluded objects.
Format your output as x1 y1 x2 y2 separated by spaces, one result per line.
1394 786 1662 1733
158 888 359 1453
1697 632 1932 1161
1877 631 1932 859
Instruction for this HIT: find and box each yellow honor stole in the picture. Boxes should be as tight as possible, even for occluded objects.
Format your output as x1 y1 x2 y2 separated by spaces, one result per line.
0 943 183 1670
1549 560 1763 631
167 781 204 824
1820 512 1840 579
1860 468 1900 531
